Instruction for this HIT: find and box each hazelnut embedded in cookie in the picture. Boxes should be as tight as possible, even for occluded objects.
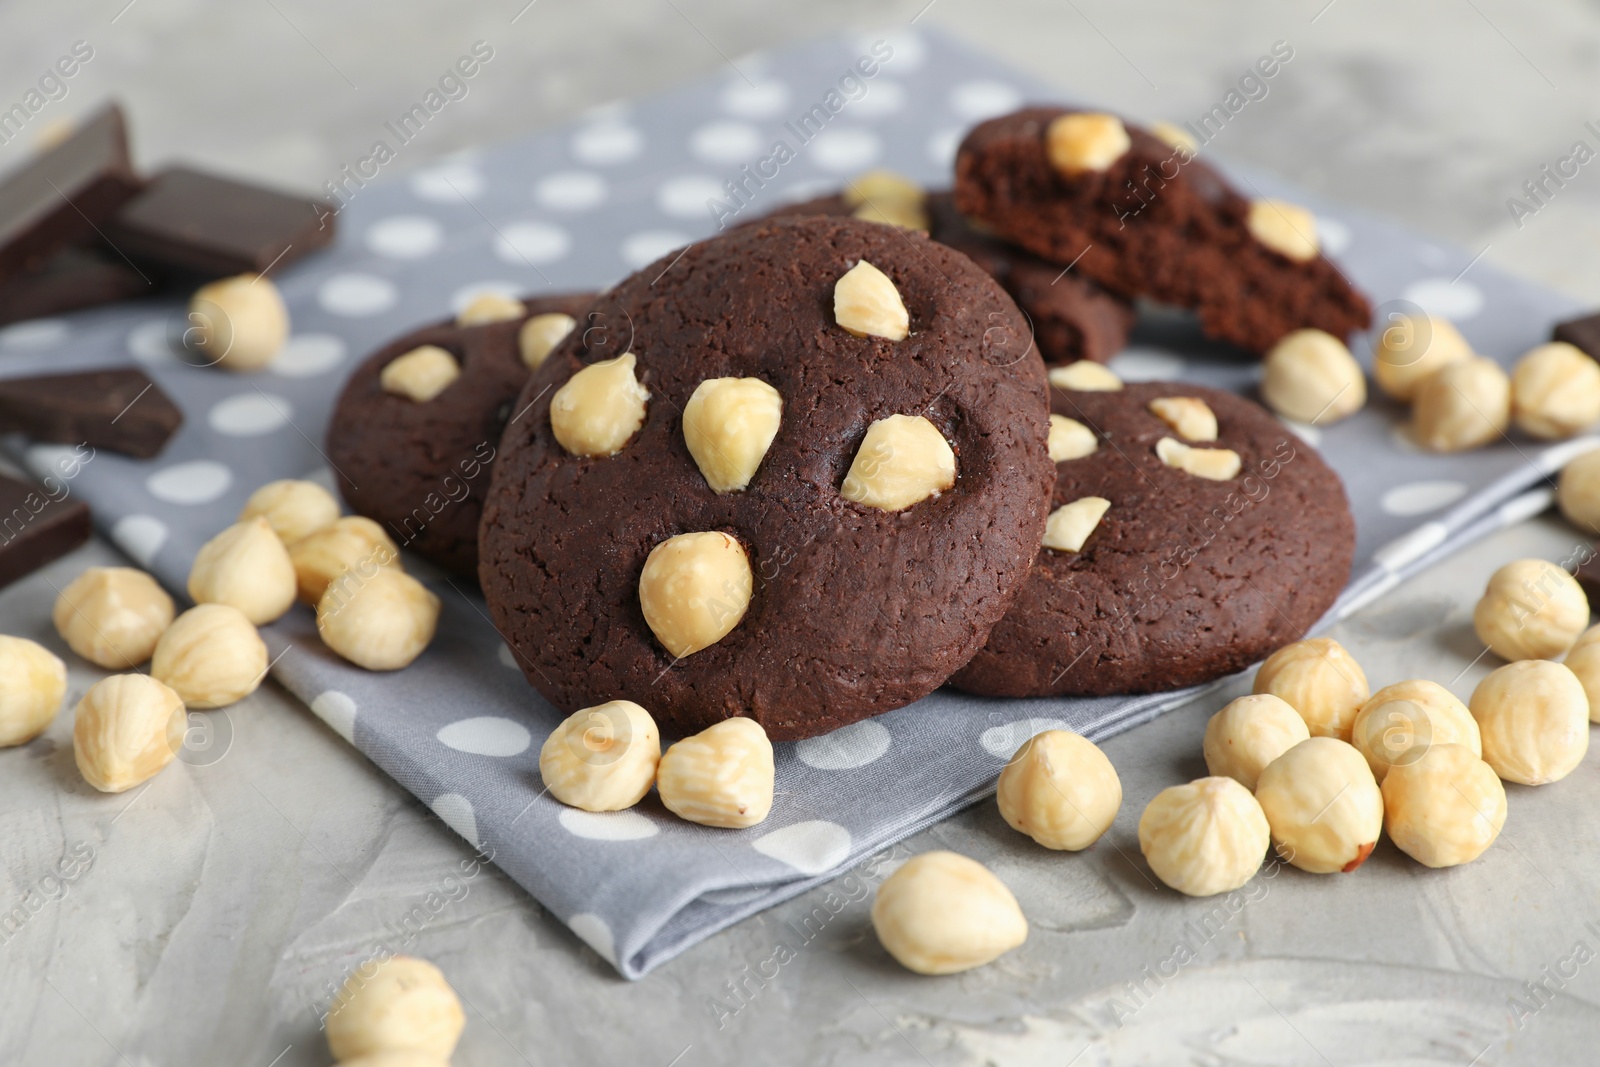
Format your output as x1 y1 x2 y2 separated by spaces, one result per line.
1155 436 1241 480
550 352 650 457
1041 496 1109 552
1148 397 1218 441
841 414 956 511
1247 200 1319 262
1047 414 1097 461
834 260 909 340
682 377 783 493
380 345 460 402
1045 113 1131 176
1049 362 1122 392
638 531 754 658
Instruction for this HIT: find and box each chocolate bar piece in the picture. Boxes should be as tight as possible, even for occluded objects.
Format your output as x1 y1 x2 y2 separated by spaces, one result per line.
0 471 90 590
0 247 148 327
0 104 142 286
0 368 181 458
1554 312 1600 361
104 166 335 278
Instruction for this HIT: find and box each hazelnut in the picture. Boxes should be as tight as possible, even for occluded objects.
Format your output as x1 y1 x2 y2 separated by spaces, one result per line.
317 569 440 671
1047 414 1097 461
1349 679 1480 782
456 291 525 326
1148 396 1218 441
1202 693 1310 791
1247 200 1319 262
1045 112 1131 176
1372 311 1472 401
152 604 268 709
73 674 187 793
290 516 402 606
1154 437 1241 480
833 260 909 341
1381 743 1505 868
870 851 1027 975
841 169 924 208
1255 737 1383 874
0 637 67 747
550 352 650 457
1253 637 1370 739
657 717 774 828
337 1055 450 1067
325 955 464 1062
1048 362 1122 392
52 566 175 669
539 700 661 811
1261 329 1366 425
996 729 1121 850
238 479 340 544
1470 659 1589 785
1511 342 1600 440
1150 120 1198 154
519 312 578 369
1563 639 1600 723
1411 356 1511 452
852 199 930 232
840 413 956 511
1138 777 1270 896
1041 496 1110 553
188 517 298 625
1557 448 1600 533
187 273 288 371
682 377 783 493
1471 558 1588 661
638 531 752 658
380 345 460 403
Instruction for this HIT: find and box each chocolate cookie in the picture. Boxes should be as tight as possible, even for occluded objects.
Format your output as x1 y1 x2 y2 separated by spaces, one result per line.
326 292 594 577
479 215 1054 740
949 379 1354 698
953 108 1370 355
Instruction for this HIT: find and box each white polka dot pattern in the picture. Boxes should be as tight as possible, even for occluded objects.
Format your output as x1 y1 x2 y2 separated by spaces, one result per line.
208 394 292 436
795 720 892 770
430 793 480 848
436 716 532 756
1380 480 1468 517
559 809 659 841
146 461 232 505
311 691 358 744
751 821 852 875
111 515 169 568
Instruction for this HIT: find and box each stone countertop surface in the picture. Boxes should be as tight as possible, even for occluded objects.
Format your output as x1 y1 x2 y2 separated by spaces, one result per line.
5 1 1600 1063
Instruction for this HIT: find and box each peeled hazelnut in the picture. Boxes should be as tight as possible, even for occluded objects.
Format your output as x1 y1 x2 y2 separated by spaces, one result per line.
870 851 1027 975
1563 639 1600 723
1048 414 1097 461
657 717 775 828
841 169 924 208
519 312 578 369
834 261 909 341
550 352 650 457
1247 200 1318 262
1202 694 1310 791
1253 637 1370 739
238 479 340 544
1350 679 1480 782
996 729 1121 850
1255 737 1383 874
0 637 67 747
337 1054 450 1067
380 345 460 403
188 517 297 625
326 955 464 1062
52 566 175 669
1472 558 1588 661
152 604 268 709
1511 342 1600 439
1045 112 1131 176
73 674 187 793
1372 311 1472 401
539 700 661 811
1148 396 1218 441
290 516 402 605
187 273 288 371
638 531 752 658
682 377 783 492
1049 362 1122 392
1041 496 1109 553
1558 448 1600 533
1154 437 1240 481
1470 659 1589 785
852 199 930 232
1411 356 1511 452
1151 120 1199 153
317 569 440 671
1139 777 1270 896
456 291 525 326
1261 329 1366 425
840 414 956 511
1382 743 1505 868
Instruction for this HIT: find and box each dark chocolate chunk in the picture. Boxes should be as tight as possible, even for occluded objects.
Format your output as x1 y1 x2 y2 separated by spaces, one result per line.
104 166 335 278
0 471 91 590
0 104 142 285
1576 547 1600 610
0 247 149 327
0 368 182 458
1554 312 1600 361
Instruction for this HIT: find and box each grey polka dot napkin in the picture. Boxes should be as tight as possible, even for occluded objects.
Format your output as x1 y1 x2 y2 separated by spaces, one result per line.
0 28 1585 978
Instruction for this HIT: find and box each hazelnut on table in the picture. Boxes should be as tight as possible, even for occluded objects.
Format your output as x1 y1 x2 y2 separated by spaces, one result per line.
657 717 774 828
1382 743 1505 868
1564 636 1600 723
539 700 661 812
187 273 289 371
1252 637 1369 740
73 674 187 793
1511 341 1600 440
152 603 268 709
1202 694 1310 791
1254 737 1383 874
188 517 298 625
1411 356 1511 452
237 479 340 544
0 637 67 747
1372 310 1472 401
1349 679 1480 782
52 566 175 669
996 729 1120 850
1260 329 1365 425
1139 776 1270 896
1472 558 1588 662
317 568 440 672
870 851 1027 975
1557 448 1600 534
325 955 464 1062
1470 660 1589 785
290 516 402 605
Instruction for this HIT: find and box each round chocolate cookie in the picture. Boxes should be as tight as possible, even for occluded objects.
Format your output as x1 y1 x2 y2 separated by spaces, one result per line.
949 380 1354 698
479 215 1054 740
326 292 594 577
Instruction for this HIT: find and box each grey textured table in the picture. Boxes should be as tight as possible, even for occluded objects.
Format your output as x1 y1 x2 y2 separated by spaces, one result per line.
4 2 1600 1064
